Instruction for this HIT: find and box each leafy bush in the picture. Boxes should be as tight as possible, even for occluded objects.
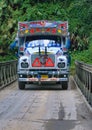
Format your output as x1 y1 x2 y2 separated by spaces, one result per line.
0 0 92 65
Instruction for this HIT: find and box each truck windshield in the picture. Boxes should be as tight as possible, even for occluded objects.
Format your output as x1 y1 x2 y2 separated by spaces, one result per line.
25 39 61 48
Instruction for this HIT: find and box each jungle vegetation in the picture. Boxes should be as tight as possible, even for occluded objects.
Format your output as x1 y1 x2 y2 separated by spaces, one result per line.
0 0 92 69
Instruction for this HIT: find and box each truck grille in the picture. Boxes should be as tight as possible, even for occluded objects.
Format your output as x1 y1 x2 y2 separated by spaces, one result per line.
31 54 55 67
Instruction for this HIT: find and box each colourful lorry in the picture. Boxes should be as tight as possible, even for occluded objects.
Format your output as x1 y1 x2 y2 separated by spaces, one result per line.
17 20 70 89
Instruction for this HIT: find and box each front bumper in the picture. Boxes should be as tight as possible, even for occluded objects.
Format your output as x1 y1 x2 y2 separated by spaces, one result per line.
18 77 68 82
18 70 69 83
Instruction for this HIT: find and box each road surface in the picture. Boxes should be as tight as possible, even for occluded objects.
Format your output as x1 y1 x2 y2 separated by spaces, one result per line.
0 76 92 130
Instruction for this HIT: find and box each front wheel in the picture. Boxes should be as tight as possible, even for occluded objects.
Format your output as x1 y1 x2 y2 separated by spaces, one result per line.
18 81 25 90
61 81 68 90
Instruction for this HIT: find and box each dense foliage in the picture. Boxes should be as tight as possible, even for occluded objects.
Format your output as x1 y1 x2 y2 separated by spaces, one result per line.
0 0 92 66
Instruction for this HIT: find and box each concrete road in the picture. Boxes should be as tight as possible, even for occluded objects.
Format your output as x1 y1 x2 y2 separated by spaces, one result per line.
0 76 92 130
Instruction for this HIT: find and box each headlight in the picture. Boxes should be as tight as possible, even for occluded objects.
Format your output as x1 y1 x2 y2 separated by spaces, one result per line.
21 62 29 68
57 62 65 68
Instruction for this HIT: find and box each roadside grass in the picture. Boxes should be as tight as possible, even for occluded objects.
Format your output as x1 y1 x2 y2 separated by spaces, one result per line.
0 54 17 62
70 49 92 75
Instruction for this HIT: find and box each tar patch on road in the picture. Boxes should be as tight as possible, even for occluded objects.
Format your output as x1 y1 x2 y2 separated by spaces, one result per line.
44 120 78 130
44 119 92 130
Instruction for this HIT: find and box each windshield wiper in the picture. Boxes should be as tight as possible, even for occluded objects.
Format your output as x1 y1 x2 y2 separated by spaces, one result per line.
38 45 41 56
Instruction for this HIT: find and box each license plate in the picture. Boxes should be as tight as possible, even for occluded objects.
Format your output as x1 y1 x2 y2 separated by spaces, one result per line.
41 75 48 79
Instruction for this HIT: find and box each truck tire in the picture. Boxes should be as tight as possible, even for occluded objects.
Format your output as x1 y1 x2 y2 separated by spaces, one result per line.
18 81 25 90
62 81 68 90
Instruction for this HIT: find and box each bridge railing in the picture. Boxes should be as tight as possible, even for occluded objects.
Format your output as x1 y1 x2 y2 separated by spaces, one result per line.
0 60 18 89
75 61 92 107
